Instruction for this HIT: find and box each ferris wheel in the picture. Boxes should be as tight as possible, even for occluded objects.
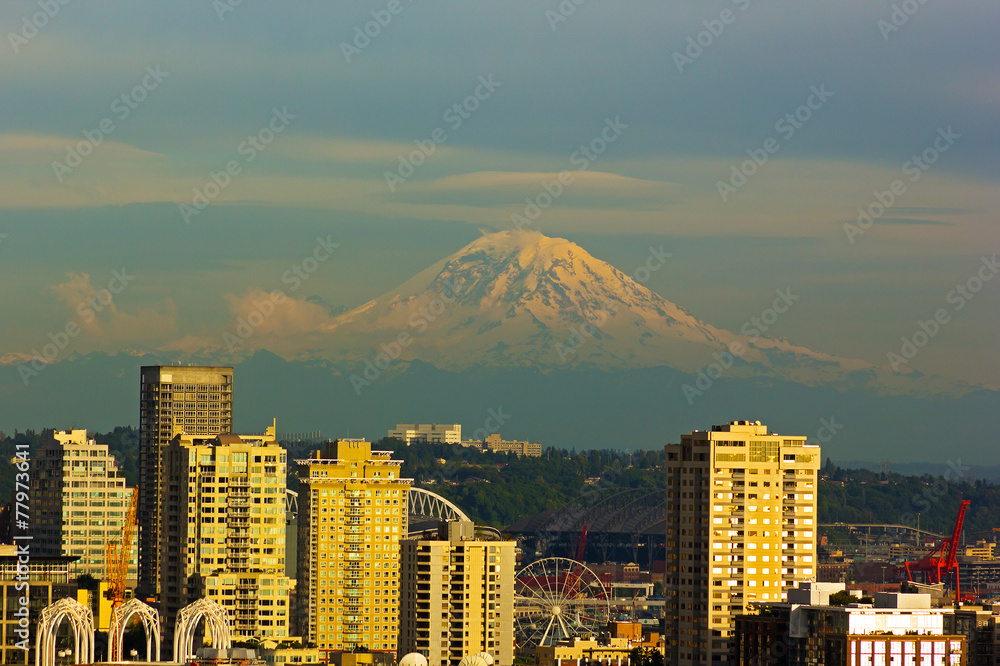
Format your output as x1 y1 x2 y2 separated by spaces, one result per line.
514 557 610 653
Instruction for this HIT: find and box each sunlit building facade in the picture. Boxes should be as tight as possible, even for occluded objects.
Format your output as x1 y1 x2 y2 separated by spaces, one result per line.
296 439 411 653
664 420 820 665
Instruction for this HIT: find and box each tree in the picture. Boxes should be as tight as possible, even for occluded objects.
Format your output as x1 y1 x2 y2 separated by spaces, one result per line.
629 646 664 666
829 590 874 606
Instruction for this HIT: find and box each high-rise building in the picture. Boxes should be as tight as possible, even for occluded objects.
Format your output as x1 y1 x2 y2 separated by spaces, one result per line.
159 422 291 642
389 424 462 445
138 365 233 598
398 520 516 666
663 420 820 666
29 429 134 580
296 439 412 653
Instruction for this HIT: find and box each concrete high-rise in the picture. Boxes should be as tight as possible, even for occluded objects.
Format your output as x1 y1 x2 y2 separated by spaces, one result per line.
138 365 233 598
159 421 291 642
29 429 134 580
399 520 515 666
663 420 820 666
296 439 411 654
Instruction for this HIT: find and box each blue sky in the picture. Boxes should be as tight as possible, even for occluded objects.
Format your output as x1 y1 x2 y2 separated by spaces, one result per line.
0 1 997 385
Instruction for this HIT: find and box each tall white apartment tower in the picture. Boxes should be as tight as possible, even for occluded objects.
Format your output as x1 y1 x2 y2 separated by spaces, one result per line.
663 420 820 666
29 429 134 580
399 521 516 666
159 421 292 643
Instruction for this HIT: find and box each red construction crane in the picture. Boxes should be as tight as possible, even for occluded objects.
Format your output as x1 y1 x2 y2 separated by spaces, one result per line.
904 500 970 601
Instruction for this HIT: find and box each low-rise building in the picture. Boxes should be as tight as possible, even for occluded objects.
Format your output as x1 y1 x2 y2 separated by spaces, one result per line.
462 434 542 458
735 583 966 666
534 625 664 666
0 545 77 666
390 424 462 445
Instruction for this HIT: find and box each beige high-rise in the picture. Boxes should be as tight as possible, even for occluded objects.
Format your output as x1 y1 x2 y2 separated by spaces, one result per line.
30 429 134 580
159 422 291 642
138 365 233 597
664 420 820 666
399 521 516 666
296 439 412 653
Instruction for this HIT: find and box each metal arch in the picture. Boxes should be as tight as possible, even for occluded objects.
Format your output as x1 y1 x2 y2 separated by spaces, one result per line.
35 597 95 666
109 598 161 662
174 597 232 662
286 488 298 513
476 526 503 541
408 487 470 529
537 487 665 535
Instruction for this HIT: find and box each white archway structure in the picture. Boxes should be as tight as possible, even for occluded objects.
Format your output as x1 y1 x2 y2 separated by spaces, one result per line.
408 487 470 528
109 598 161 662
35 597 95 666
174 597 232 662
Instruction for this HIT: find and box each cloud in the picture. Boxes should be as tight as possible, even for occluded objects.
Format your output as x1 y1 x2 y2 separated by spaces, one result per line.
47 272 178 350
272 135 459 164
385 170 682 210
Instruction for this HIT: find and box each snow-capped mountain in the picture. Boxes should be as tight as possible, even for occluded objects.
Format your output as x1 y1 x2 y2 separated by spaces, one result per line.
316 230 889 389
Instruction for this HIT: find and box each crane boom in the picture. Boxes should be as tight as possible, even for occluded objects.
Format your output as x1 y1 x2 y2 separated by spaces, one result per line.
903 500 970 601
106 487 139 663
106 487 138 605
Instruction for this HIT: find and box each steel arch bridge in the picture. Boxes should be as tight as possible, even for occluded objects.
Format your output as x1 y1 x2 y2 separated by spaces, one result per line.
530 487 665 535
286 486 474 534
506 486 667 566
408 487 470 528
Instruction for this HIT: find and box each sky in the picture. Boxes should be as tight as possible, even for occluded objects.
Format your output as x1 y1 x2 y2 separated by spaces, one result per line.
0 1 997 386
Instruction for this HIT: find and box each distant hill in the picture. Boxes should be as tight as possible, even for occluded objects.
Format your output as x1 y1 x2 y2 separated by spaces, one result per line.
1 350 999 462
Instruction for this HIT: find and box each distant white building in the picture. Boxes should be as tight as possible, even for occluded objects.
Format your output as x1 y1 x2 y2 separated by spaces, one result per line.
389 423 461 445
